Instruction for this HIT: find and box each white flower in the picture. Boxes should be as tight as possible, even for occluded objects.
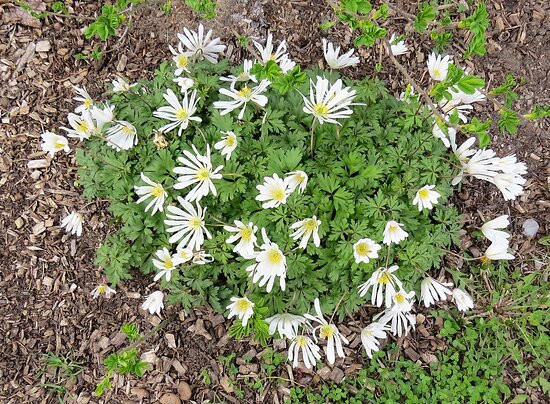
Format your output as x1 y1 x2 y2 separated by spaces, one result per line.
226 296 254 326
449 88 486 104
432 122 454 148
253 33 295 73
142 291 164 315
176 247 193 263
382 221 408 245
353 238 381 264
153 89 202 137
358 265 402 308
420 277 453 307
450 133 476 166
290 216 321 249
322 38 359 69
214 131 237 160
377 307 416 337
497 155 527 176
255 173 289 209
169 42 190 75
390 288 415 312
177 24 226 63
90 104 115 132
73 86 93 113
213 79 270 120
134 173 167 215
266 313 307 339
191 250 214 265
361 322 388 358
481 215 510 243
413 185 441 211
220 59 257 90
464 149 500 181
304 298 349 365
491 173 526 201
245 228 287 293
111 77 136 93
105 120 138 151
173 144 223 202
91 284 116 299
152 247 183 282
173 76 194 92
223 220 258 259
61 112 95 140
60 211 83 237
165 197 212 251
389 33 408 56
288 335 321 369
284 171 308 194
452 288 474 312
302 76 358 125
41 131 70 157
483 240 515 261
427 52 451 81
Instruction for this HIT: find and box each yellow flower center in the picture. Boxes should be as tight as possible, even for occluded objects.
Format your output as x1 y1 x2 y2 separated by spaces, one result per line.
163 258 174 269
395 293 405 304
225 135 236 146
320 324 335 339
76 121 89 133
378 273 391 285
313 102 329 116
238 71 247 79
267 248 283 265
296 173 305 183
179 250 191 260
270 187 285 202
296 335 308 347
389 225 398 233
356 242 371 256
236 298 252 312
121 125 134 135
237 86 252 98
176 54 188 68
188 216 202 230
151 184 164 198
241 227 252 242
304 219 317 232
480 256 491 265
54 140 66 149
175 108 188 120
419 189 429 199
97 285 107 294
83 99 92 109
433 68 441 78
196 167 210 181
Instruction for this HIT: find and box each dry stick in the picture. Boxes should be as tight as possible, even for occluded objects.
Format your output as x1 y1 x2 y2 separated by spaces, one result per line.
120 313 177 354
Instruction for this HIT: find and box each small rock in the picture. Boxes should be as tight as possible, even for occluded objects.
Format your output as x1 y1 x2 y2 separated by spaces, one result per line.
330 367 345 383
130 387 149 399
159 393 181 404
35 40 51 52
177 381 192 401
522 219 539 237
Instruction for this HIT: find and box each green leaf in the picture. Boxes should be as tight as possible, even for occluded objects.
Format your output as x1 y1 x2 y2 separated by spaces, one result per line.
497 109 520 134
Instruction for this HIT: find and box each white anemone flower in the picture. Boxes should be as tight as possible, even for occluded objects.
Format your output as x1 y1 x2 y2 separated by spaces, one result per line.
358 265 403 308
382 221 408 245
90 104 115 132
497 155 527 176
290 216 321 249
353 238 381 264
481 215 510 243
322 38 359 69
464 149 500 181
304 298 349 365
377 306 416 338
176 247 193 263
73 86 93 113
427 52 452 81
361 322 389 358
253 33 295 73
226 296 254 326
255 173 289 209
440 98 473 123
61 112 95 140
302 76 358 125
169 42 190 75
153 89 202 137
223 220 258 259
220 59 257 90
491 173 526 201
60 211 83 237
153 247 183 282
214 131 238 160
245 228 287 293
91 284 116 299
134 173 167 215
420 277 453 307
413 185 441 211
165 197 212 251
284 171 308 194
177 24 226 63
191 250 214 265
105 120 138 151
449 88 486 104
432 122 454 148
483 240 515 261
389 33 408 56
213 79 270 120
288 335 322 369
173 144 223 202
41 131 70 157
266 313 307 339
452 288 474 312
173 77 194 92
142 291 164 315
111 77 136 93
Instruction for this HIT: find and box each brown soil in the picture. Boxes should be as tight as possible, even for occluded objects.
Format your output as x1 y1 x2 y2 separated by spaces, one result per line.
1 0 548 403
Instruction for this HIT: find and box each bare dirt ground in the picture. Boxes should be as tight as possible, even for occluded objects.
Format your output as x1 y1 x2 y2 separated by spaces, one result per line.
1 0 548 402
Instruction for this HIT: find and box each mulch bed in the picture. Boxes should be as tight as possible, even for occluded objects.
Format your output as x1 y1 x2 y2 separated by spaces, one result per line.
1 0 548 402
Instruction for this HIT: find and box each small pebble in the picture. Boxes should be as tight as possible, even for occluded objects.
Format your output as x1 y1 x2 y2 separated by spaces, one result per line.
522 218 539 237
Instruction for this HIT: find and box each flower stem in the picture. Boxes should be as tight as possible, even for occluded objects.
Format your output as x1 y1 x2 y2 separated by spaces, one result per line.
310 119 317 158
